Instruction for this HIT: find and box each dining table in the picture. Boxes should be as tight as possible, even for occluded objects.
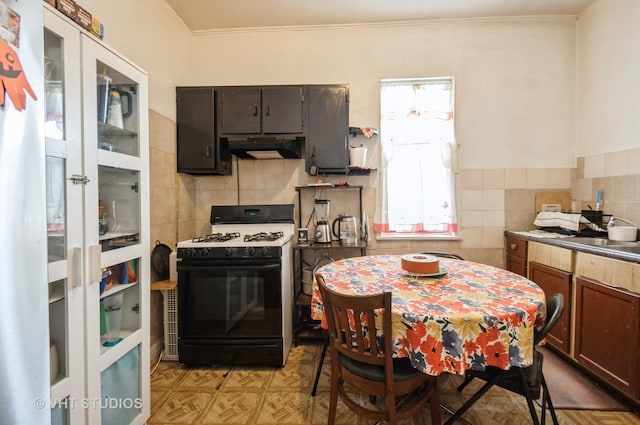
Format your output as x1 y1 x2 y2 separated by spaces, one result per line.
311 254 548 377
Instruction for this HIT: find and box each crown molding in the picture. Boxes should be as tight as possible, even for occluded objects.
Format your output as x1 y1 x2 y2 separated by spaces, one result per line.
191 15 578 37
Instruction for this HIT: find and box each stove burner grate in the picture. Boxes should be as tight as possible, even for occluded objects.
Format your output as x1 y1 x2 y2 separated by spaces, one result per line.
244 231 284 242
192 232 241 243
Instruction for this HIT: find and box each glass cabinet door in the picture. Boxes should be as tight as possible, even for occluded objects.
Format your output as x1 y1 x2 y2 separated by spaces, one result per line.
44 10 84 425
96 59 140 157
81 33 150 425
91 59 143 253
98 166 141 252
44 5 150 424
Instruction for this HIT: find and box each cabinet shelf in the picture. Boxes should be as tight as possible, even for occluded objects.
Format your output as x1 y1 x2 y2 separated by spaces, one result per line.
348 126 378 138
296 292 312 306
295 327 326 341
98 121 137 138
348 167 376 176
49 294 65 304
99 232 140 251
100 330 134 356
294 184 367 345
99 231 138 241
151 279 177 291
295 184 363 191
295 241 368 250
100 281 138 299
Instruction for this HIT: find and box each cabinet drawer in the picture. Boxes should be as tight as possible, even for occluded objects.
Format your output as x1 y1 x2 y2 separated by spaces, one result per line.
506 254 527 277
574 277 640 398
528 241 574 273
506 236 527 259
576 252 640 293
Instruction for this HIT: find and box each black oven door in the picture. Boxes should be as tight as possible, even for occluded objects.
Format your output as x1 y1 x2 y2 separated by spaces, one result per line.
177 259 282 339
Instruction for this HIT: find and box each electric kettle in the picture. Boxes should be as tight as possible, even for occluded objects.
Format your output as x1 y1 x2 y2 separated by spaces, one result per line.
332 214 358 245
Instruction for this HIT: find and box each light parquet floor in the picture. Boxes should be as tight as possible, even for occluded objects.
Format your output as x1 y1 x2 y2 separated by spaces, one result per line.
149 342 640 425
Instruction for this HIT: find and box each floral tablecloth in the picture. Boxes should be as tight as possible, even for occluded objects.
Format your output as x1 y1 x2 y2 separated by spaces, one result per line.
312 255 547 376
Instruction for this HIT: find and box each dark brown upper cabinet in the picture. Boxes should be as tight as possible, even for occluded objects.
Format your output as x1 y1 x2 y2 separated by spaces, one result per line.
176 87 231 175
305 84 349 174
218 86 304 135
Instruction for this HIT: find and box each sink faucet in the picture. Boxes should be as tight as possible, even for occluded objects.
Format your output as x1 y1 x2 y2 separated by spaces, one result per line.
607 216 640 229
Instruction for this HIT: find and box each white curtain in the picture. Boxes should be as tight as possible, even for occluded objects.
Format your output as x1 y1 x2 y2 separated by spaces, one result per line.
375 79 458 234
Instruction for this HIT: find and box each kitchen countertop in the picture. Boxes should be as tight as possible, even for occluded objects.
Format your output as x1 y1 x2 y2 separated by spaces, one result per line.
505 230 640 264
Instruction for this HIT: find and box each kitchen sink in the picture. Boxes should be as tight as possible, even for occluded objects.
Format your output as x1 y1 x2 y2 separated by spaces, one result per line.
568 237 639 247
603 245 640 255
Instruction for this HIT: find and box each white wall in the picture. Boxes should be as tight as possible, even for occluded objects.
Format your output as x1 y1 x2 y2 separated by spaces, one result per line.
81 0 192 120
576 0 640 158
190 18 577 170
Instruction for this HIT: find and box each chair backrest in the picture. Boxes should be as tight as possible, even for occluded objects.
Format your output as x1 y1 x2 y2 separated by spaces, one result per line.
534 293 564 345
316 275 392 368
421 251 464 260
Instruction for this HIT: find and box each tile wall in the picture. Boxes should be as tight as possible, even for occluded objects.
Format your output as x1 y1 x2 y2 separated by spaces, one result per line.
147 111 639 356
577 149 640 225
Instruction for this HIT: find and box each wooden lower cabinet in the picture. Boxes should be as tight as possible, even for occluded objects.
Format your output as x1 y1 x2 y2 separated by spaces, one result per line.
528 261 572 354
506 254 527 277
505 236 527 277
574 276 640 399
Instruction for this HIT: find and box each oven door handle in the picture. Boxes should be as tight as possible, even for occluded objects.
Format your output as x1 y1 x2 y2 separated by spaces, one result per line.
178 262 281 272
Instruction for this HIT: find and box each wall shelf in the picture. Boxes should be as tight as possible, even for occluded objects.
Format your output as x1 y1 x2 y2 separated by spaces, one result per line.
348 167 376 176
293 185 367 345
348 126 378 138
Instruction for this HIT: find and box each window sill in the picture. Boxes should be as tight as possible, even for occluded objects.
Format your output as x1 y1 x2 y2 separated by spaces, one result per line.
375 232 461 241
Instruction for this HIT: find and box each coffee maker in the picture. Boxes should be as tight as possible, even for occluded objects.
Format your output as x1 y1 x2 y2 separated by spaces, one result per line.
314 199 331 243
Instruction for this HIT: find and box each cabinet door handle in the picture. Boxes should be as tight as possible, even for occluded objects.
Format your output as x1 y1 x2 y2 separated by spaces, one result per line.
67 247 82 289
69 174 90 185
205 146 211 157
88 245 102 284
253 105 258 116
510 244 518 250
265 105 270 116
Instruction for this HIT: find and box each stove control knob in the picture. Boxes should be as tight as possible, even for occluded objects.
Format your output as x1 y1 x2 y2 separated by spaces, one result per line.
247 247 256 256
201 248 210 257
225 247 233 257
261 247 271 256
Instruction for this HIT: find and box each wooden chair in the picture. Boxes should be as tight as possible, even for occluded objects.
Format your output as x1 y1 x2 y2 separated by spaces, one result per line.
446 293 564 425
310 256 334 397
317 275 441 425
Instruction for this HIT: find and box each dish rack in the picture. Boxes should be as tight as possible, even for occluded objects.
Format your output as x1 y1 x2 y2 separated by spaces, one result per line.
162 288 179 361
581 210 612 230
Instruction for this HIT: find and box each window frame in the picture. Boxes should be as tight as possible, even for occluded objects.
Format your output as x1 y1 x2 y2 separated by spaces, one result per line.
375 77 459 241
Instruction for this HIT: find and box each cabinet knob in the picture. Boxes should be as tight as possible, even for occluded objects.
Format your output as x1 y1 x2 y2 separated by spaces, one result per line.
510 244 518 250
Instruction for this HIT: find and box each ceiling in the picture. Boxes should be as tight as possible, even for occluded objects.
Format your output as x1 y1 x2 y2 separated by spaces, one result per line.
164 0 596 32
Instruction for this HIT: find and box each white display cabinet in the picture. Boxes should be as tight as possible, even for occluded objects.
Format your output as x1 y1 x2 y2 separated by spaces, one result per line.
44 4 150 424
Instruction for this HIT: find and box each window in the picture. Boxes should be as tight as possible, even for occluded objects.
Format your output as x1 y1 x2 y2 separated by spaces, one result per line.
374 78 458 237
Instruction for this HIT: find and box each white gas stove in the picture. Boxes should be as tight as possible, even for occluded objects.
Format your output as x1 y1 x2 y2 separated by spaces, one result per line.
175 204 295 367
177 205 294 259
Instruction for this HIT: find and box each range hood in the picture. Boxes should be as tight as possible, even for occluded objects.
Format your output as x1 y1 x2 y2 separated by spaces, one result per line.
227 136 304 159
